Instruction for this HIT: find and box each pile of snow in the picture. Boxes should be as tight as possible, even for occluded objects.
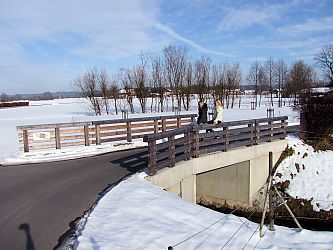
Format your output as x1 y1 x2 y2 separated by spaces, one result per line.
75 176 333 249
274 137 333 212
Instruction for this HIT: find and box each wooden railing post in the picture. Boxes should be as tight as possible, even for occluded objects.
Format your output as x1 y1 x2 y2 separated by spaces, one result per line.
154 119 159 133
177 117 181 128
248 122 254 145
126 121 132 142
192 125 200 158
184 130 191 160
282 118 287 138
23 130 29 153
268 119 273 142
95 125 101 145
223 125 229 151
148 141 157 176
84 125 90 146
162 119 166 132
55 127 61 149
168 135 175 167
255 120 260 145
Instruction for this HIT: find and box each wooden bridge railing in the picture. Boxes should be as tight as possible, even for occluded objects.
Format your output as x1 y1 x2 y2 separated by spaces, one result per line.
143 116 288 175
17 114 197 152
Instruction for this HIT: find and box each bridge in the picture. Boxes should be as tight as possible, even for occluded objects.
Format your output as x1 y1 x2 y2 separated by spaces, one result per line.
144 116 288 208
0 114 289 249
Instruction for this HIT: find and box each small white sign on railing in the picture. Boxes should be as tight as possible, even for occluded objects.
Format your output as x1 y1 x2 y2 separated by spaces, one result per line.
33 132 51 141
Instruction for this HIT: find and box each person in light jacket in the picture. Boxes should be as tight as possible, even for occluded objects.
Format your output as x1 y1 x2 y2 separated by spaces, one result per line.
212 99 223 124
207 99 223 132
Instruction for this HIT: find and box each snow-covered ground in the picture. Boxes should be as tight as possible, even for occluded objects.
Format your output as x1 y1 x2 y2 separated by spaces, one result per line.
75 175 333 250
274 137 333 212
0 97 299 165
2 97 332 249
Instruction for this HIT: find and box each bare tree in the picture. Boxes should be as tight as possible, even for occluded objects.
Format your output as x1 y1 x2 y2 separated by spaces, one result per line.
274 59 288 107
194 55 211 100
110 82 120 115
182 62 193 111
286 60 314 100
0 93 10 102
96 69 110 115
118 68 135 113
247 60 263 108
151 56 166 112
43 91 54 100
225 63 241 109
163 44 188 111
74 69 102 115
264 57 275 106
314 44 333 84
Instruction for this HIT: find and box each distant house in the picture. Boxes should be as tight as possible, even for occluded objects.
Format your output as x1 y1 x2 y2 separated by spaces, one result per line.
119 88 136 97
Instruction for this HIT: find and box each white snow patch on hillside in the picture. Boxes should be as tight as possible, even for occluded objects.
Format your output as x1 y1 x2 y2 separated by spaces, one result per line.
274 138 333 212
76 176 333 250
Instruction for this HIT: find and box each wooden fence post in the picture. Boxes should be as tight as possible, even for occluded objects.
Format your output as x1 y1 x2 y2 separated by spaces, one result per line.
282 118 287 138
162 119 166 132
154 119 159 133
177 117 181 128
192 125 199 158
268 120 273 142
23 130 29 153
148 141 157 176
95 125 101 145
184 130 191 160
168 135 175 167
55 128 61 149
255 120 260 145
84 125 90 146
248 122 254 145
223 125 229 151
126 121 132 142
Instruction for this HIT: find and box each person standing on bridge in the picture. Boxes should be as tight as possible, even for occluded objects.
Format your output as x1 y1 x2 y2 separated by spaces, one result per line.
197 99 208 125
207 99 223 132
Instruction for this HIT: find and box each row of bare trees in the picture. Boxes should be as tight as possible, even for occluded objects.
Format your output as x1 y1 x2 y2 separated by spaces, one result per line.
74 45 242 115
74 44 331 115
247 58 316 108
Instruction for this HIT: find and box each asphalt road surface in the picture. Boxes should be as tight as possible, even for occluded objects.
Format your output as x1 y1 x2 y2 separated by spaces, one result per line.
0 147 147 250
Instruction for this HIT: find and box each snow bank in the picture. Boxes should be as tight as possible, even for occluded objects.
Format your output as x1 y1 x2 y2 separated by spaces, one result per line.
274 138 333 212
76 176 333 250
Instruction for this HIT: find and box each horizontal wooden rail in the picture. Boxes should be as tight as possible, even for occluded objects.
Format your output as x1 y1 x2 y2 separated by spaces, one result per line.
17 114 197 152
143 116 288 176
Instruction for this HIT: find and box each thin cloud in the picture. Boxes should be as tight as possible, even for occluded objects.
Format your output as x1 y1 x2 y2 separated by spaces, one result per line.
217 5 283 31
278 16 333 36
154 22 234 57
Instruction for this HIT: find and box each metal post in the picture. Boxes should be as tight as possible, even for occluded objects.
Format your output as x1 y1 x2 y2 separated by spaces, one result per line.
269 151 275 231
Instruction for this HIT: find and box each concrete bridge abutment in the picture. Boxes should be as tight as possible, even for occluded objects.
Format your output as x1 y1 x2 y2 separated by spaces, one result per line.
146 140 287 208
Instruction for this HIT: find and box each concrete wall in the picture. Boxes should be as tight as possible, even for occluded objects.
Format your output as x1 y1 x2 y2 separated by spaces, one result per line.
147 139 287 205
197 161 250 204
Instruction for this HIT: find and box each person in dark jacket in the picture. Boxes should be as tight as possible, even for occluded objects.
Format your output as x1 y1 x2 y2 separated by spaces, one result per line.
197 99 208 125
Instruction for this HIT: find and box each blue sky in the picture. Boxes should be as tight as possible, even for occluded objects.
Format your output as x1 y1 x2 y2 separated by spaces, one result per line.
0 0 332 94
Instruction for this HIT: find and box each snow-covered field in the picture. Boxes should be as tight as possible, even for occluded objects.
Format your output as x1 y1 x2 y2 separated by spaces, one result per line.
2 97 332 249
75 175 333 250
0 97 299 165
274 137 333 212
